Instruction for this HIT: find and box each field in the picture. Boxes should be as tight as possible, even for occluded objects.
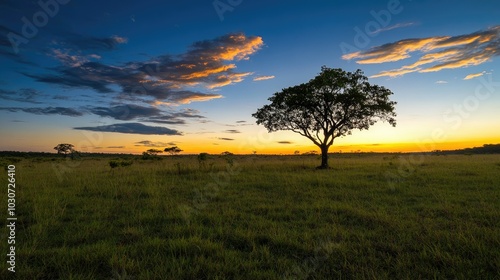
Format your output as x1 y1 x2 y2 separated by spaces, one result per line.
1 153 499 279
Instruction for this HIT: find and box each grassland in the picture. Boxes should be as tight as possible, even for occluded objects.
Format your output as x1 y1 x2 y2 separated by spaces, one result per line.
0 153 499 279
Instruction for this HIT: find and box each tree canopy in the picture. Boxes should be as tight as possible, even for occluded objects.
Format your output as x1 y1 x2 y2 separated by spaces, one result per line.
252 67 397 168
164 146 183 155
53 143 80 159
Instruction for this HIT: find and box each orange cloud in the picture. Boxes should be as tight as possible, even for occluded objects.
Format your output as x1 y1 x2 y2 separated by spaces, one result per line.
180 64 236 79
370 67 421 78
176 94 223 104
34 33 263 106
216 35 264 61
463 71 486 80
342 25 500 78
207 72 253 89
343 37 446 64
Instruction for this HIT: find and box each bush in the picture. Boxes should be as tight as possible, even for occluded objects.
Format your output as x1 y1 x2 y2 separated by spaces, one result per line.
109 160 133 168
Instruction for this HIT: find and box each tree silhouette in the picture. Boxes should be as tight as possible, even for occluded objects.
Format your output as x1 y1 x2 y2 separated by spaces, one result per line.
164 146 183 155
145 149 163 156
142 149 163 160
54 143 79 158
253 67 396 169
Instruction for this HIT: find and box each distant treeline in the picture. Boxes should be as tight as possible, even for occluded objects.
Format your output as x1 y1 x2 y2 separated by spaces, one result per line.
432 144 500 155
0 151 136 158
1 144 499 158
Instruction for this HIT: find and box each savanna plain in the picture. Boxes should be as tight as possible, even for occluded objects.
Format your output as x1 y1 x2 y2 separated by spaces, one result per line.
0 153 499 279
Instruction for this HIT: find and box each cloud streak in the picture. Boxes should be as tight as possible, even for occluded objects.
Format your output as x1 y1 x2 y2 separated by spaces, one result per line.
0 88 44 104
74 123 181 135
253 75 275 81
0 106 84 117
369 22 416 35
464 71 486 80
0 101 207 132
342 26 500 78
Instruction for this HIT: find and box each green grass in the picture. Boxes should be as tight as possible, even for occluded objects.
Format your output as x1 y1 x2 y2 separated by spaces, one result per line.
1 154 499 279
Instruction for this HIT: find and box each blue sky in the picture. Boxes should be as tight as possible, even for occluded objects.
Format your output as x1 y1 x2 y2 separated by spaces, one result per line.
1 0 499 154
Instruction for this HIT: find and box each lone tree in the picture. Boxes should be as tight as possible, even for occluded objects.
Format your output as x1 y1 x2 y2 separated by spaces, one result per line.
164 146 183 155
253 67 396 169
54 143 77 158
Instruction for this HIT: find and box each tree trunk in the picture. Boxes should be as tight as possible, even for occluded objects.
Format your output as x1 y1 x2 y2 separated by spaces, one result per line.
318 145 329 169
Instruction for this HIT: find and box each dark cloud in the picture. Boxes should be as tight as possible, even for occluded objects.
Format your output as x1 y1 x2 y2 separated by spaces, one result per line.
107 146 125 149
231 120 252 127
0 25 26 62
0 106 83 117
24 62 121 93
277 141 293 144
74 123 181 135
218 137 235 141
0 88 44 104
66 35 128 51
88 104 162 121
26 33 262 104
0 25 16 48
139 107 206 125
0 99 206 126
142 117 186 125
224 129 241 133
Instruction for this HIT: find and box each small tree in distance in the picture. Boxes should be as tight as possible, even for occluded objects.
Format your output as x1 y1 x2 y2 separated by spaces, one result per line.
164 146 183 155
145 149 163 156
54 143 79 159
253 67 397 169
142 149 163 159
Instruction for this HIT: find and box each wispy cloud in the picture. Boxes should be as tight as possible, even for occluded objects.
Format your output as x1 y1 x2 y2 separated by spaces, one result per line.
88 104 162 120
343 26 500 78
253 75 275 81
0 106 84 117
49 49 101 67
0 102 206 128
224 129 241 133
435 80 448 84
464 71 486 80
218 137 234 141
74 123 181 135
369 22 416 35
65 34 128 51
141 108 205 125
0 88 44 104
277 141 293 144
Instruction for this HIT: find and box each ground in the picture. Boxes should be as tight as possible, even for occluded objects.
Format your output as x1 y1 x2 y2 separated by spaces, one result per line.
0 153 499 279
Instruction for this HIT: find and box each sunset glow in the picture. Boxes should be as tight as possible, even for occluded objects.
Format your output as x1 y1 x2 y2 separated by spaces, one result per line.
0 1 499 154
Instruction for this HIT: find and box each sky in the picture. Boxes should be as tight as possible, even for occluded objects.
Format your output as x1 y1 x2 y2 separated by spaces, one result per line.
0 0 499 154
